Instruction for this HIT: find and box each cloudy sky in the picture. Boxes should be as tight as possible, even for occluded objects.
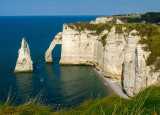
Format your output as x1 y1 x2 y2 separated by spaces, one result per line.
0 0 159 16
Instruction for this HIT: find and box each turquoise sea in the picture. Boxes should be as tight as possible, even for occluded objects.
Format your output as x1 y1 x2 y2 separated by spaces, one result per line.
0 16 111 108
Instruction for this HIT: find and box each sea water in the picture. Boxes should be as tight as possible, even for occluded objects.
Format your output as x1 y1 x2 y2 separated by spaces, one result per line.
0 16 111 108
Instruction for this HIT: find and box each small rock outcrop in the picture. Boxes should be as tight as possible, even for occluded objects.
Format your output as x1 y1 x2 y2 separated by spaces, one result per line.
116 19 124 24
90 17 114 24
14 38 33 73
90 16 124 24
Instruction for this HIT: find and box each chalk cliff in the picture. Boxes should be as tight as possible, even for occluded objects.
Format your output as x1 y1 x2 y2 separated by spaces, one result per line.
90 16 124 24
45 22 160 97
45 32 62 63
14 38 33 73
90 17 114 24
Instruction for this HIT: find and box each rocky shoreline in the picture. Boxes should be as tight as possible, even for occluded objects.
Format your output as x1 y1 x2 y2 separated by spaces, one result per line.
45 21 160 97
92 67 129 98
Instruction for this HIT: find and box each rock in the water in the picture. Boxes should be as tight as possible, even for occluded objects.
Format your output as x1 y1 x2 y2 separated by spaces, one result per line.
14 38 33 73
46 23 160 97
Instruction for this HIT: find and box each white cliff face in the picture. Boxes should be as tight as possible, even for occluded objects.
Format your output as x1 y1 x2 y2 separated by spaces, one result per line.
59 24 97 65
158 75 160 84
103 27 125 85
90 17 124 25
46 24 160 97
14 38 33 73
90 17 114 24
45 32 62 63
122 31 142 96
122 40 160 96
116 19 124 24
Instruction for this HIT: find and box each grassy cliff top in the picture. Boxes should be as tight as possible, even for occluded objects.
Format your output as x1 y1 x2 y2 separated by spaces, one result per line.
0 85 159 115
68 21 160 71
117 12 160 24
102 12 160 24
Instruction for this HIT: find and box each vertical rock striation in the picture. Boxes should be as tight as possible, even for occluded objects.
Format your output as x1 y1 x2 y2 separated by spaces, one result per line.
45 32 62 63
14 38 33 73
59 24 96 65
90 17 114 24
45 23 160 97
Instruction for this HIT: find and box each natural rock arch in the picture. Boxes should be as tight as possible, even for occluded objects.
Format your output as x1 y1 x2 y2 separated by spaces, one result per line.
45 32 62 63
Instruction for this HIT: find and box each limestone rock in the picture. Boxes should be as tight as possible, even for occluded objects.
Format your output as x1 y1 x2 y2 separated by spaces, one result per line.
90 17 114 24
59 24 96 65
103 27 125 83
45 32 62 63
116 19 124 24
90 16 124 25
14 38 33 73
46 24 160 97
158 75 160 83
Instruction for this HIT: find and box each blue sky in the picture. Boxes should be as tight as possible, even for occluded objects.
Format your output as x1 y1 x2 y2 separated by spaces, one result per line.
0 0 160 16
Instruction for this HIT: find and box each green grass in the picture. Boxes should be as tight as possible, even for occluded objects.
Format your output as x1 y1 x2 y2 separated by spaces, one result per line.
68 21 160 71
101 34 107 46
118 12 160 24
56 85 160 115
68 22 113 35
138 24 160 71
0 104 52 115
116 23 160 71
0 85 159 115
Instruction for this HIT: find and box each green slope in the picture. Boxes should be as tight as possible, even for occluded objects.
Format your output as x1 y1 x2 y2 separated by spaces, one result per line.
0 85 159 115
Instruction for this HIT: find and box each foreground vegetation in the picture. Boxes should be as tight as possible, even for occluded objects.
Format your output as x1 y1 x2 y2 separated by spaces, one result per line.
0 85 159 115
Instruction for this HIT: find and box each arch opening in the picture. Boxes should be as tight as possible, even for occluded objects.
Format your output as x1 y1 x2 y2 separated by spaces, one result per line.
45 32 62 63
52 44 62 64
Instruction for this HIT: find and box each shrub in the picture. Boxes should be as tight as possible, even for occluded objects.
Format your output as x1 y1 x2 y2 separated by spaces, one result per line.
68 22 160 71
101 34 107 46
68 22 113 35
115 25 123 34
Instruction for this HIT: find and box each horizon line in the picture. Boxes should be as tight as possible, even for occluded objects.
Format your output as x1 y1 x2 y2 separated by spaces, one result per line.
0 14 108 17
1 11 157 17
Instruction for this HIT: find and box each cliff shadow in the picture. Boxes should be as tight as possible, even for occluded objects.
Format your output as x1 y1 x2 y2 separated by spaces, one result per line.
45 44 62 77
121 62 127 95
52 44 62 64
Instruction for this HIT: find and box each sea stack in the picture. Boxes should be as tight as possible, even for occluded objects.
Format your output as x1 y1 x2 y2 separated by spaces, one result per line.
14 38 33 73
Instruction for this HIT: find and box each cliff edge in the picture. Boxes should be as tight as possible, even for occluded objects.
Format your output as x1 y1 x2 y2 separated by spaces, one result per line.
45 13 160 97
